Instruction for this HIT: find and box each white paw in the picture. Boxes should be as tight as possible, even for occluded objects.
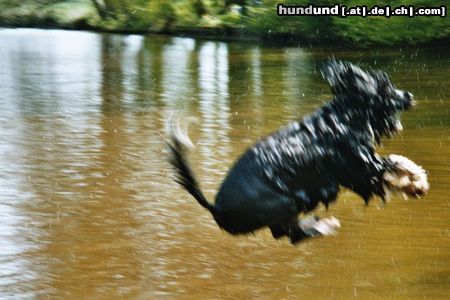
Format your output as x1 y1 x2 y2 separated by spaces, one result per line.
383 154 429 199
299 216 341 237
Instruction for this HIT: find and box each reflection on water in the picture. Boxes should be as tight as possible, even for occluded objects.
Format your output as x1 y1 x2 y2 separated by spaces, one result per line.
0 28 449 299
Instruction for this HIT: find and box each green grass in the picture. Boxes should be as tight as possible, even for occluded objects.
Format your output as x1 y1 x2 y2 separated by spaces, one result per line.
44 0 98 27
0 0 98 28
0 0 448 46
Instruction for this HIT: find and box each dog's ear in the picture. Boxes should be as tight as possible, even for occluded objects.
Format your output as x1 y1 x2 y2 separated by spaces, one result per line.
374 70 395 97
321 58 345 95
321 59 377 98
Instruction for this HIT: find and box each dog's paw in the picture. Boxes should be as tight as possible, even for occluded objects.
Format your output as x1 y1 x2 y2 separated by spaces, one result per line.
299 216 341 237
383 154 429 199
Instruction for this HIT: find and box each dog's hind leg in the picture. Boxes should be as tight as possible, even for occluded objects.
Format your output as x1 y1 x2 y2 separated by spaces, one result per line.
288 223 309 244
269 224 289 239
269 219 310 243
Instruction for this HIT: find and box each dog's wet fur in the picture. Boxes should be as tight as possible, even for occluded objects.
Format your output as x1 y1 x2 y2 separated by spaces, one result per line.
168 59 429 244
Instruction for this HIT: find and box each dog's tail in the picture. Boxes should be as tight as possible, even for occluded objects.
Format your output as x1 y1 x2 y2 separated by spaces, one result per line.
167 117 217 214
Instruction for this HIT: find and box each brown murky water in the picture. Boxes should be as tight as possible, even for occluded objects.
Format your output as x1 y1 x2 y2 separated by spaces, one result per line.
0 28 449 299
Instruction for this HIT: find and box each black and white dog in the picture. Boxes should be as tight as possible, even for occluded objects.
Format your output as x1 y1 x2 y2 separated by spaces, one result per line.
168 59 429 244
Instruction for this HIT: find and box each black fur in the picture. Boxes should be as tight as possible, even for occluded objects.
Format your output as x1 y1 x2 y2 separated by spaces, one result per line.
168 59 416 244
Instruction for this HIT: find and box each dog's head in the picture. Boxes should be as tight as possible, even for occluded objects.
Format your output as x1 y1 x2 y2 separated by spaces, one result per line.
322 59 416 142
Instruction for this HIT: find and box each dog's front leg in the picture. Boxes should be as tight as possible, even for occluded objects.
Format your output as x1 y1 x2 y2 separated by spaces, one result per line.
343 143 429 202
381 154 429 199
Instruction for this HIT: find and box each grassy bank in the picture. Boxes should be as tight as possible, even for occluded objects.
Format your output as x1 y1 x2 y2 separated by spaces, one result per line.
0 0 97 29
0 0 449 47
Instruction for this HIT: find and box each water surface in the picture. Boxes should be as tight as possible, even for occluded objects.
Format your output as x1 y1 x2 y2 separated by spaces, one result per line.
0 28 449 299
